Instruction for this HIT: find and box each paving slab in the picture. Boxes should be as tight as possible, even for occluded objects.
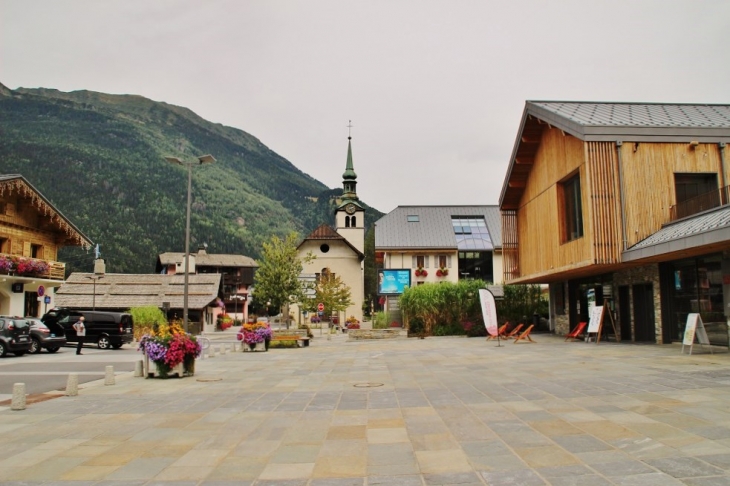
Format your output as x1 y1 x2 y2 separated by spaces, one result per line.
2 333 730 485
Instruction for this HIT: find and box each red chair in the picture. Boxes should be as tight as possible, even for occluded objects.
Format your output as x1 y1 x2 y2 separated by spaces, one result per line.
564 322 587 341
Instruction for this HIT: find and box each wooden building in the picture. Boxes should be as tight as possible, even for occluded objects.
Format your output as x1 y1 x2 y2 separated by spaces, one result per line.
500 101 730 344
0 174 92 317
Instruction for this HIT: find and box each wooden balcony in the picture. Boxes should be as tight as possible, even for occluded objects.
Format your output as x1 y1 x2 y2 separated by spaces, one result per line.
0 253 66 281
669 185 729 222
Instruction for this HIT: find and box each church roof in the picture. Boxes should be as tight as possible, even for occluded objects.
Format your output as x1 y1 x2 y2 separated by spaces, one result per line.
342 137 357 180
299 224 365 260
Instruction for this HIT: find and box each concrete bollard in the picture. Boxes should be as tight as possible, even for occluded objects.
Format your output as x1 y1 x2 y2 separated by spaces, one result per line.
104 365 115 386
134 360 143 377
11 383 26 411
66 373 79 396
214 346 220 357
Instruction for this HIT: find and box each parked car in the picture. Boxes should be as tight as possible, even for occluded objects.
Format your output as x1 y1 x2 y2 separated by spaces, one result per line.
41 308 134 350
26 317 66 353
0 316 32 357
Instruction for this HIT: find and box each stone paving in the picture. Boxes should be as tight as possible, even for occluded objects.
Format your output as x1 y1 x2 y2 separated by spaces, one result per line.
2 331 730 485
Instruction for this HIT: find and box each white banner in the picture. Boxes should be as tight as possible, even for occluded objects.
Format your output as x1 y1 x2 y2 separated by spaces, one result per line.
479 289 499 337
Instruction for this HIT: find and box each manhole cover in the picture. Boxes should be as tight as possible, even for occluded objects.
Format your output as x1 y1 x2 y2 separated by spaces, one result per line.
196 377 223 382
353 383 383 388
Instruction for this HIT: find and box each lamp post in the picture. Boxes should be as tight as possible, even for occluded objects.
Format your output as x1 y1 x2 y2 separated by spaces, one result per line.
164 154 216 333
231 294 244 322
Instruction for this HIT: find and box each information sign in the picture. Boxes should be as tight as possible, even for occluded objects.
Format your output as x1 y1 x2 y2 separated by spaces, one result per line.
44 295 51 304
587 306 604 334
682 313 712 355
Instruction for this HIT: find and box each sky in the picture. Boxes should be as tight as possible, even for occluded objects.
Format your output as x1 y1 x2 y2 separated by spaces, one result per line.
2 0 730 214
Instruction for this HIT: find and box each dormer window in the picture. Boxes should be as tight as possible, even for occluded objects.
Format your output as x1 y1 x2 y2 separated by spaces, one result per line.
407 215 419 222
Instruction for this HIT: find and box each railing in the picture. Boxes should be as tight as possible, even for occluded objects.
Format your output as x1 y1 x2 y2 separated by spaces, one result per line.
0 253 66 280
669 185 729 222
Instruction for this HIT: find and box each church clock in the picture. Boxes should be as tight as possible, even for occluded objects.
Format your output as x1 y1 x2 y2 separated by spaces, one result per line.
345 203 357 214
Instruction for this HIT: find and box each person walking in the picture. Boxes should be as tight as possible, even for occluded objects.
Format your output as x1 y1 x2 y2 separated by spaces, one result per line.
73 316 86 355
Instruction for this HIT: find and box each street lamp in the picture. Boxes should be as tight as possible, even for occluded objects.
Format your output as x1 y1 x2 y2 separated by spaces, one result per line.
165 154 216 333
85 258 106 311
231 294 245 322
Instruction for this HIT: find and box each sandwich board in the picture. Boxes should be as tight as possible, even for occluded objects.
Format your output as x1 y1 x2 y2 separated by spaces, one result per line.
586 302 619 344
682 313 713 355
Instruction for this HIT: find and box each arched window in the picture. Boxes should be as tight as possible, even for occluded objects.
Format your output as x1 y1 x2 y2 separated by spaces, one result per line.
351 216 357 227
345 216 350 228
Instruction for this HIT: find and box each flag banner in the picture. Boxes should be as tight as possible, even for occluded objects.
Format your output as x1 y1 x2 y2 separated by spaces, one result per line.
479 289 498 336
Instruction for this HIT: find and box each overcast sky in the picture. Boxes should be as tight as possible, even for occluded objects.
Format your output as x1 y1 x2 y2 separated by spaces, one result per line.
2 1 729 214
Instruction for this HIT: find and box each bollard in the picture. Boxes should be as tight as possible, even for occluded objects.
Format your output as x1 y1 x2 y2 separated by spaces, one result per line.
214 346 220 357
11 383 26 411
134 360 143 377
221 344 227 355
104 365 115 386
66 373 79 396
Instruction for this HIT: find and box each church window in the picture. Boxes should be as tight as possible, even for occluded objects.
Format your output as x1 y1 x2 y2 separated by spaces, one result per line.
345 216 350 228
351 216 356 227
320 244 330 253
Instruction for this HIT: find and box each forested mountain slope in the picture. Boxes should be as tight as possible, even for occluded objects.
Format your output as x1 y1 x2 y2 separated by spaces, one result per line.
0 83 382 273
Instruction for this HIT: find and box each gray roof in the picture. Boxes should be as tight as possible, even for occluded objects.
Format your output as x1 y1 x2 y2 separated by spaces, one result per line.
55 272 222 310
623 206 730 262
526 101 730 142
159 251 257 268
375 206 501 250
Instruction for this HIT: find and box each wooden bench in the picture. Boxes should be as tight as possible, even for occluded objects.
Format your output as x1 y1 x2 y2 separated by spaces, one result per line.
271 330 310 347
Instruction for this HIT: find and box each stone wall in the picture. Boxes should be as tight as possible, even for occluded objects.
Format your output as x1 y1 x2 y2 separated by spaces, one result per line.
550 282 570 336
347 329 404 340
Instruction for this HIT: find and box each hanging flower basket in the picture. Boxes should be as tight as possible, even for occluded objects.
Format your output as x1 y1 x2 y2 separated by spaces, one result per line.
436 268 449 277
414 268 428 277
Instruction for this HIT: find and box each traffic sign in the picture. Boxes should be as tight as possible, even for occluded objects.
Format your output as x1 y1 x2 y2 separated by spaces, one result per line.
317 302 324 312
44 296 51 304
37 285 45 297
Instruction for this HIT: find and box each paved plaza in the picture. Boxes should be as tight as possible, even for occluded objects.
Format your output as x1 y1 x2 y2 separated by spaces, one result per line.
2 331 730 485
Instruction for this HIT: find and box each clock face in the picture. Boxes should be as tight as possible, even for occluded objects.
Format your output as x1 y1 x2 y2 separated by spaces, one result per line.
345 203 357 214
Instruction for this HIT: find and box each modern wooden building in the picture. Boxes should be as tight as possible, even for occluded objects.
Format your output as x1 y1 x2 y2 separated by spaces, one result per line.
500 101 730 345
0 174 92 317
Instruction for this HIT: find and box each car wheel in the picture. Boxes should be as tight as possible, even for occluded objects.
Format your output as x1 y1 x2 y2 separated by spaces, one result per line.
47 347 60 353
0 341 6 357
98 335 111 349
14 351 26 357
112 344 122 350
30 338 42 354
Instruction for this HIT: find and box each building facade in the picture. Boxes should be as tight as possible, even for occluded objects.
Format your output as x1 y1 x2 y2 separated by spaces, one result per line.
0 175 92 317
500 101 730 344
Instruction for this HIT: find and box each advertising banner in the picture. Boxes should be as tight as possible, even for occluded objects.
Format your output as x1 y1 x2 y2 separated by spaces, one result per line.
479 288 498 336
378 269 411 295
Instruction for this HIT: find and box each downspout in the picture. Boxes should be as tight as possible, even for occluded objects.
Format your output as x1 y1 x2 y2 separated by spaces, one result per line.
616 141 628 251
720 142 727 205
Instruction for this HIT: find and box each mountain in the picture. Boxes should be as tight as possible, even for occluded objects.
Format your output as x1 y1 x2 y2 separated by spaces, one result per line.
0 83 383 273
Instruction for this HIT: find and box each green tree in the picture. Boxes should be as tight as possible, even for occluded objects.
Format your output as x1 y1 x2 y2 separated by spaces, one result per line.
363 226 376 316
253 232 314 316
301 272 354 319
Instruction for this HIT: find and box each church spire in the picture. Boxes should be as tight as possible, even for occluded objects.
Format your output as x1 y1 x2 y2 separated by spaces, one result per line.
342 120 358 200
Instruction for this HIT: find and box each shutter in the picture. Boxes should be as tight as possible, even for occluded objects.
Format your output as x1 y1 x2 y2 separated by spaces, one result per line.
447 255 452 268
23 241 31 257
425 256 430 268
412 256 417 268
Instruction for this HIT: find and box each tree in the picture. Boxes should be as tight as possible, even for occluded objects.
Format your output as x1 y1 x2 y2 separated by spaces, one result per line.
253 232 314 316
300 272 354 320
363 226 377 316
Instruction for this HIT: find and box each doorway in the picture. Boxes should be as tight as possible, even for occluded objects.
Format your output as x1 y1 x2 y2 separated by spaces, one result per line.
24 291 39 317
632 283 655 342
618 286 631 341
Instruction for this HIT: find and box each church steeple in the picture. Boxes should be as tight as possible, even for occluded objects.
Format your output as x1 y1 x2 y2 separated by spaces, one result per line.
342 121 358 200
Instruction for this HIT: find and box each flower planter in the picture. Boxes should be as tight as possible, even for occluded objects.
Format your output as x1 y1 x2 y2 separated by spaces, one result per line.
147 360 185 378
255 341 266 351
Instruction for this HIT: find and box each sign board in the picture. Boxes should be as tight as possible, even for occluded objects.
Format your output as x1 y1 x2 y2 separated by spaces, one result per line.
587 306 604 334
44 295 51 304
37 285 45 297
378 269 411 295
682 313 712 355
317 302 324 312
299 273 317 297
11 283 23 293
479 289 499 337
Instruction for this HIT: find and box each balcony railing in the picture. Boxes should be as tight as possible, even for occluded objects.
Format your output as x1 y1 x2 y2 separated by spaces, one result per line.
0 253 66 280
669 185 729 222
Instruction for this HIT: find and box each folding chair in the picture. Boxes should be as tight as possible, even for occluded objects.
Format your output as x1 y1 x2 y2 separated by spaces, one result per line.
564 322 587 341
504 323 524 339
486 323 508 341
513 324 535 343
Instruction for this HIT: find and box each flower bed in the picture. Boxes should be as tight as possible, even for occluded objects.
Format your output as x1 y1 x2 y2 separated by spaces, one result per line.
138 321 201 378
237 321 272 349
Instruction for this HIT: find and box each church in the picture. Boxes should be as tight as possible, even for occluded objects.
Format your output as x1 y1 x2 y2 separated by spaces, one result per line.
293 134 365 325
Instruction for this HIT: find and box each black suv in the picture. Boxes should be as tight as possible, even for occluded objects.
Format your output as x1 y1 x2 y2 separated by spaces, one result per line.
26 317 66 353
0 317 32 357
42 308 134 350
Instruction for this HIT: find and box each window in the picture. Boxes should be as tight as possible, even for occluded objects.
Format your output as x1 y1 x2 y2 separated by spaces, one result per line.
416 255 425 268
673 173 719 219
561 173 583 241
438 255 447 268
407 215 419 222
31 244 43 259
351 216 356 227
451 216 492 250
0 237 7 253
345 216 350 228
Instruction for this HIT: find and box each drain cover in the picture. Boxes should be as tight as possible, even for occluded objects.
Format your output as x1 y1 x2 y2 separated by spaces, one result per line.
353 383 384 388
196 377 223 382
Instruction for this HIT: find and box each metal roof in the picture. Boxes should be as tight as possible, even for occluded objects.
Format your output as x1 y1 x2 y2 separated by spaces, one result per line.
375 206 502 250
54 272 222 310
622 206 730 262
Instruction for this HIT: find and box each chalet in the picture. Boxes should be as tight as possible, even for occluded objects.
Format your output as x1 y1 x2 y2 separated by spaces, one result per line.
0 174 92 317
500 101 730 345
156 246 257 332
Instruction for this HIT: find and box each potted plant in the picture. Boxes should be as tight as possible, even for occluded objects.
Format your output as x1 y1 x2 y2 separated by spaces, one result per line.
238 321 273 351
436 267 448 277
346 316 360 330
138 320 201 378
415 267 428 277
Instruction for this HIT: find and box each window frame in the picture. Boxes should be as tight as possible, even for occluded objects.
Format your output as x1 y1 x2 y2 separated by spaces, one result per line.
560 172 584 242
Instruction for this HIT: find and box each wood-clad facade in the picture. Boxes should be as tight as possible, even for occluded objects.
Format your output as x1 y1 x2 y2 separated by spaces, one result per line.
500 102 730 345
0 175 92 317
